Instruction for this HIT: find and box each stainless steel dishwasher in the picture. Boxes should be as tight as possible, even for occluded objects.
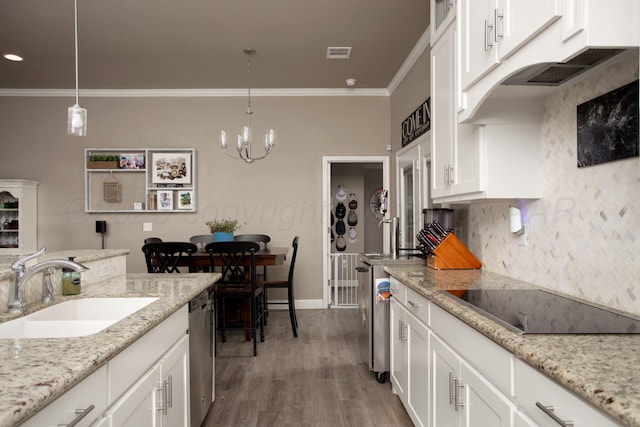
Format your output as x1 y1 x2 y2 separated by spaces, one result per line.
189 289 214 427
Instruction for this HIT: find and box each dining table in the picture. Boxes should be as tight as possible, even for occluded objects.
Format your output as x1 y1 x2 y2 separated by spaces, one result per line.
185 246 289 341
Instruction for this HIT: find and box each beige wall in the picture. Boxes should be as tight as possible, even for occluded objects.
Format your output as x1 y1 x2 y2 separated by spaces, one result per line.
0 95 391 302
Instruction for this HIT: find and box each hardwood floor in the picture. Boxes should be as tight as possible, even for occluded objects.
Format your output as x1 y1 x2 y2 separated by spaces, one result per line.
203 308 413 427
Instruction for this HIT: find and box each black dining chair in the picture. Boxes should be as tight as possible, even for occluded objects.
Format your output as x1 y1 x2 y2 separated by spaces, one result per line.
234 234 271 280
205 241 265 356
189 234 215 247
142 242 198 273
259 236 299 337
144 237 163 244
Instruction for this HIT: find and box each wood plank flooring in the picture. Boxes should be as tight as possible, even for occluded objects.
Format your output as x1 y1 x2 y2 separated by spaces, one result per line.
203 308 413 427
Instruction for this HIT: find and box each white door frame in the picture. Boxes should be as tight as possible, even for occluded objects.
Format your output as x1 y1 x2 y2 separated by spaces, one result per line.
322 156 390 308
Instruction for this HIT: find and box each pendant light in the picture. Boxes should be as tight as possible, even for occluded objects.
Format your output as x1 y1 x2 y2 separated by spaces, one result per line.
67 0 87 136
219 49 276 164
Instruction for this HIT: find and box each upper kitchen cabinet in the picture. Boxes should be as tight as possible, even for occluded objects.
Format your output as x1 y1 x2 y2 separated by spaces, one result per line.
0 180 38 254
431 22 542 203
459 0 639 122
431 0 456 46
459 0 561 91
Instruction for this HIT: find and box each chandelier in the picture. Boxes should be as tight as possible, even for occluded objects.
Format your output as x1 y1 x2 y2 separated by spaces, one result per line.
220 49 276 164
67 0 87 136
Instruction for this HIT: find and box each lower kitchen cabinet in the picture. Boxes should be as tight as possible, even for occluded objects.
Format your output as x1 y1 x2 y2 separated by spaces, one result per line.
104 334 189 427
390 278 429 427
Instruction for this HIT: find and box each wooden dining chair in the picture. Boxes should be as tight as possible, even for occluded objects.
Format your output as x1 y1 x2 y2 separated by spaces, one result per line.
259 236 299 337
205 241 265 356
234 234 271 280
141 242 198 273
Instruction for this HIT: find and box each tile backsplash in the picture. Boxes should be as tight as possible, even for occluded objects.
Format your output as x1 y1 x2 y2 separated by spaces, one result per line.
468 52 640 316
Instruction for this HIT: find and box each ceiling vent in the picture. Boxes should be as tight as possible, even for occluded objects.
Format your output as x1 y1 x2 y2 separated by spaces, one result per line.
327 47 352 59
502 48 624 86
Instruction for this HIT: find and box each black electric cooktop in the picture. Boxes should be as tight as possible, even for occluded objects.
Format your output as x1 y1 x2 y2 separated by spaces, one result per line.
441 289 640 334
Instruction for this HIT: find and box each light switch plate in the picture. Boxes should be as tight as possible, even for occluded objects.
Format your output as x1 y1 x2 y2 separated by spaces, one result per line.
143 222 153 231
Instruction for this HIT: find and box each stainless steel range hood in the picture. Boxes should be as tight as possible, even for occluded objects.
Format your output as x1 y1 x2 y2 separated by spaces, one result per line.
501 48 624 86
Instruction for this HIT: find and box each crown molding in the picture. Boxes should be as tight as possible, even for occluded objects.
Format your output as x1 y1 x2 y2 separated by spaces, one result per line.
387 26 431 94
0 87 389 97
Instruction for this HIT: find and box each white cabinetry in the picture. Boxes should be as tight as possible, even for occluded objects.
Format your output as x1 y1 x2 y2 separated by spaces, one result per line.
84 148 196 213
430 24 480 200
25 306 191 427
515 358 622 426
22 365 108 427
0 179 38 253
389 278 429 427
106 335 189 427
431 0 456 46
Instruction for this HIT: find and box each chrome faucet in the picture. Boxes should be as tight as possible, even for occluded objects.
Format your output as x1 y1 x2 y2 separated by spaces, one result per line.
7 246 89 314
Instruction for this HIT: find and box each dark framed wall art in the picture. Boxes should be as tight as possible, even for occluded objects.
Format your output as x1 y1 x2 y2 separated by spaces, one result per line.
577 80 639 168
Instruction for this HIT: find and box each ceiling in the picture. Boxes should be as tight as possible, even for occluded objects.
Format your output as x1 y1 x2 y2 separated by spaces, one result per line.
0 0 430 91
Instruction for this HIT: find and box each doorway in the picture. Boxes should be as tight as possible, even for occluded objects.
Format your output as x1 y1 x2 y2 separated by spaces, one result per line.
322 156 390 308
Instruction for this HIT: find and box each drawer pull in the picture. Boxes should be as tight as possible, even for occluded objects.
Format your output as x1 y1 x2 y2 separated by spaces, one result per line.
57 404 94 427
536 402 574 427
407 300 421 308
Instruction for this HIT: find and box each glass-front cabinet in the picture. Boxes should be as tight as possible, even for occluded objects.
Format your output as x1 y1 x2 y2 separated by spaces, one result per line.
0 179 38 253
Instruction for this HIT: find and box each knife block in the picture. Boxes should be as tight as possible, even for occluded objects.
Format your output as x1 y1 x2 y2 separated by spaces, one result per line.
427 233 481 270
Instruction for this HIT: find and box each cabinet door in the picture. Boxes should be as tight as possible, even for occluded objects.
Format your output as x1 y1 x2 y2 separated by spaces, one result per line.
431 0 456 45
498 0 561 59
406 311 430 427
460 361 513 427
390 298 408 402
450 124 482 196
430 336 460 427
159 335 190 427
459 0 501 90
106 364 161 427
430 25 455 198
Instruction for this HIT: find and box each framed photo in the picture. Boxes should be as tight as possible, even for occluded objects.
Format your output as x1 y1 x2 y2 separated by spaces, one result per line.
103 181 121 202
152 152 191 184
120 153 145 170
177 190 194 210
157 190 173 210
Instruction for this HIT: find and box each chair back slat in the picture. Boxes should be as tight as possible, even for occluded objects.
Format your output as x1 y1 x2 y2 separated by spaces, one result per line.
142 242 197 273
205 241 259 284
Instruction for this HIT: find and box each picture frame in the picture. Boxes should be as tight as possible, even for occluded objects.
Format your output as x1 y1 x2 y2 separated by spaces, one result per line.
157 190 174 210
151 152 191 184
119 153 145 170
177 190 194 210
103 181 121 203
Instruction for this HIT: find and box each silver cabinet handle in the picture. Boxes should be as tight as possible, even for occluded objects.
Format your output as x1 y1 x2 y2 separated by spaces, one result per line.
167 374 173 409
494 8 504 41
536 402 574 427
455 378 465 410
407 300 421 308
448 372 455 405
57 404 94 427
484 20 494 51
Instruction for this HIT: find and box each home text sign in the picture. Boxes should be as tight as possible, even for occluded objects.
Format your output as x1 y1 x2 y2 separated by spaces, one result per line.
401 98 430 147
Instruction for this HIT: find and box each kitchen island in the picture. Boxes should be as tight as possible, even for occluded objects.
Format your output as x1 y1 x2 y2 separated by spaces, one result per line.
0 271 220 426
385 264 640 427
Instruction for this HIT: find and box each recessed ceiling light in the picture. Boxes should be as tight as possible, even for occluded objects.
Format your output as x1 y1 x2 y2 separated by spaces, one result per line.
3 54 23 62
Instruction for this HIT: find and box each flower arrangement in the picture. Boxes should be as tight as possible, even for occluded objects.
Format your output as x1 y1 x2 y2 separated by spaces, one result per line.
205 218 240 233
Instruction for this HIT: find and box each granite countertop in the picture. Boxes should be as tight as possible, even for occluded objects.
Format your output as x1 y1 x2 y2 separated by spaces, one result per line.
385 265 640 427
0 272 221 427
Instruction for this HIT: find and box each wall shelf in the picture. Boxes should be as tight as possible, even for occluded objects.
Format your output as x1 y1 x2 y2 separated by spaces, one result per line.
84 148 196 213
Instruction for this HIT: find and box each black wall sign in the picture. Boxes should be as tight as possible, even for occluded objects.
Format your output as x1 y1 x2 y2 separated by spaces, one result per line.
401 98 430 147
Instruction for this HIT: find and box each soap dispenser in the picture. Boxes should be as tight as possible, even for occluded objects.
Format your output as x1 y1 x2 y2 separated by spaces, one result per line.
61 256 81 296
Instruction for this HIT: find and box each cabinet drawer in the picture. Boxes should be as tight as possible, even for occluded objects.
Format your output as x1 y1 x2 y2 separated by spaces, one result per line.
514 359 623 427
389 276 406 305
430 303 513 396
23 365 108 427
406 287 429 326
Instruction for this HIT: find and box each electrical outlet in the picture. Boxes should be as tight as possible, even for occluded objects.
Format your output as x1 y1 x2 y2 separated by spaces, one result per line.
99 263 110 277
